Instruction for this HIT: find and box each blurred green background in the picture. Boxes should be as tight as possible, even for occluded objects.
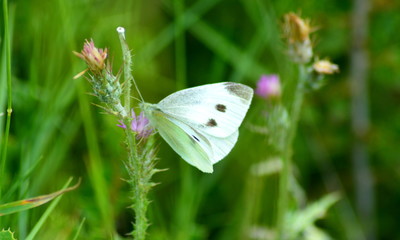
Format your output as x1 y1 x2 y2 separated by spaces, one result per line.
1 0 400 239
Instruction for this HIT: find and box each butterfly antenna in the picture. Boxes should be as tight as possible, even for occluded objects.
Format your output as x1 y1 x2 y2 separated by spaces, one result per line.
130 95 141 102
132 75 144 102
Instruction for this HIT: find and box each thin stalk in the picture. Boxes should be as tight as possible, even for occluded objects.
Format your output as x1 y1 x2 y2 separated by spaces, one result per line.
277 65 307 239
125 129 157 240
124 127 146 239
118 28 152 239
239 174 264 239
0 0 13 200
123 119 158 240
350 0 374 238
72 218 86 240
118 27 143 104
118 27 133 110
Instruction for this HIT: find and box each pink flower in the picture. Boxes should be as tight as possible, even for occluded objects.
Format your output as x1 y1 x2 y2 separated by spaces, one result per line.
73 39 108 76
117 110 153 139
255 74 281 99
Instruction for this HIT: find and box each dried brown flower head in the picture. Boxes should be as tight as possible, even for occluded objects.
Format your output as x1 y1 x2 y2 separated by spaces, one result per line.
313 59 339 75
282 13 316 63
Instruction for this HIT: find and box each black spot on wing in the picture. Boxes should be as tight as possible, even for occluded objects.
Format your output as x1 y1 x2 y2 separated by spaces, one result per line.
224 82 253 101
192 135 200 142
216 104 226 112
206 119 217 127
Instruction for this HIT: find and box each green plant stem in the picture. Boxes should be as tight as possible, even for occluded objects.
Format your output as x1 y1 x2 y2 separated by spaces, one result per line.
118 29 152 239
124 128 150 240
118 27 133 111
117 27 143 104
0 0 12 201
72 218 86 240
277 65 307 239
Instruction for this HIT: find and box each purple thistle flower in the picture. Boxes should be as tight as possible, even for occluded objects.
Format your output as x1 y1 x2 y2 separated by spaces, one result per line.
118 110 153 139
255 74 282 99
73 39 108 73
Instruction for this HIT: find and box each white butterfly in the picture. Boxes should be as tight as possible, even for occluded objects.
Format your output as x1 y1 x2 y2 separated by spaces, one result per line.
141 82 253 173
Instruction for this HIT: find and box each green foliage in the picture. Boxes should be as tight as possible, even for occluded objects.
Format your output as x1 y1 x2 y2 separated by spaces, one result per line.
1 0 399 239
0 229 16 240
0 179 79 216
285 193 340 239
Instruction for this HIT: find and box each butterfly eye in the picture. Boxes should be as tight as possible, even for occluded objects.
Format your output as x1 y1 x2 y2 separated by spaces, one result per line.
206 119 217 127
215 104 226 112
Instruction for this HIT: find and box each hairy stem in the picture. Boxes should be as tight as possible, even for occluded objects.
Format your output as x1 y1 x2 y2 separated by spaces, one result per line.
117 27 133 111
124 127 149 239
118 27 154 239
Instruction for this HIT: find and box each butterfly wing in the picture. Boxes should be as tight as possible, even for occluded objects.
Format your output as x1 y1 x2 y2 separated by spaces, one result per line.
203 130 238 164
142 82 253 172
144 106 214 173
157 82 253 138
154 114 238 169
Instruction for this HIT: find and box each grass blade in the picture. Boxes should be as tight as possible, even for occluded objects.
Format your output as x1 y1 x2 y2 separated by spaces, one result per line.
71 218 86 240
24 178 78 240
0 178 80 216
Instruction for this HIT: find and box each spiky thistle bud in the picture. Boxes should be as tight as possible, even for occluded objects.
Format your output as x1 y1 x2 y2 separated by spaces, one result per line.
74 39 126 117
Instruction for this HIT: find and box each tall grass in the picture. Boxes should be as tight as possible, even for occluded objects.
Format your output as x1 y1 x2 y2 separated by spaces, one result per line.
0 0 12 203
1 0 399 239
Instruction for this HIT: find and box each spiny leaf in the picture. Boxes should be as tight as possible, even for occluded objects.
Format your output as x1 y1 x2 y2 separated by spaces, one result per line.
0 179 80 216
285 192 340 238
0 228 17 240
